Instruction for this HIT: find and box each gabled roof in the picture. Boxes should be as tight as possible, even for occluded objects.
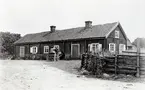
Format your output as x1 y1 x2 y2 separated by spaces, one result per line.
14 22 121 44
127 38 133 46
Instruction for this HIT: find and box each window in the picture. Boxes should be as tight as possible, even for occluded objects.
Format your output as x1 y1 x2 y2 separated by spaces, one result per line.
119 44 126 53
44 46 49 53
109 43 116 52
50 47 55 53
20 46 25 57
54 45 59 50
30 46 38 54
88 43 102 53
115 30 119 38
50 45 60 53
92 44 96 52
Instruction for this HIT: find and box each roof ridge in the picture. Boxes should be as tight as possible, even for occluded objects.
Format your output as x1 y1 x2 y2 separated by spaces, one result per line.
23 21 118 36
56 21 118 31
14 21 119 44
105 22 119 38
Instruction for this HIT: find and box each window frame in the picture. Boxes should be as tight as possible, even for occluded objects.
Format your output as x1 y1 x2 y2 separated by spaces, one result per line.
115 30 119 38
88 43 102 53
44 46 49 53
92 43 99 53
109 43 116 52
30 46 38 54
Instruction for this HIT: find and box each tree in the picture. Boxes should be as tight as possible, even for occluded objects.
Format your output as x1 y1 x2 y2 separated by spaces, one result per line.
132 38 145 48
0 32 21 55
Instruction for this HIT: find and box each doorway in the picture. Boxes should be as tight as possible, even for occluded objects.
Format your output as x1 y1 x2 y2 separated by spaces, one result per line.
71 44 80 59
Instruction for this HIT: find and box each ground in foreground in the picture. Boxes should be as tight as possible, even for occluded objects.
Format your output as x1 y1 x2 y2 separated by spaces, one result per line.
0 60 145 90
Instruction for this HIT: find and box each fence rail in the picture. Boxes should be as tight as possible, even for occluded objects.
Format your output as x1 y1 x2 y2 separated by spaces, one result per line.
81 50 145 77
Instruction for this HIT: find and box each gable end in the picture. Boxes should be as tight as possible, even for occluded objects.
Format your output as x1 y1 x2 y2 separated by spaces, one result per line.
105 22 127 40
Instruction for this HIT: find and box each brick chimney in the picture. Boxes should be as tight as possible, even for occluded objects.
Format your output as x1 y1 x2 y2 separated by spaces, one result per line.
50 25 56 32
85 21 92 28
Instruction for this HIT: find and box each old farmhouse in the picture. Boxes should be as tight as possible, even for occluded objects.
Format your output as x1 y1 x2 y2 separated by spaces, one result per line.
14 21 127 60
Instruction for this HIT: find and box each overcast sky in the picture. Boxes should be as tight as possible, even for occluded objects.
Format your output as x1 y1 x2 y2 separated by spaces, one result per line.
0 0 145 42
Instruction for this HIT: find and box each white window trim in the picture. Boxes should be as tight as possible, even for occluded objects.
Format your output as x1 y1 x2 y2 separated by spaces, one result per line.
92 43 99 53
44 46 49 53
119 44 126 53
30 46 38 54
88 43 102 53
20 46 25 57
88 44 91 52
115 30 119 38
109 43 116 52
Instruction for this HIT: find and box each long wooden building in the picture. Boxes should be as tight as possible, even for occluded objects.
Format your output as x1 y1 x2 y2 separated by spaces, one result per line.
14 21 127 60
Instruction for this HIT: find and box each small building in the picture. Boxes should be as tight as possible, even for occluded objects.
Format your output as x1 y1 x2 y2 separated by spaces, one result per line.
14 21 128 60
127 39 137 51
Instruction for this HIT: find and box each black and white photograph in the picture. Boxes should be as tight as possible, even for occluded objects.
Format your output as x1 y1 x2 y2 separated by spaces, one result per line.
0 0 145 90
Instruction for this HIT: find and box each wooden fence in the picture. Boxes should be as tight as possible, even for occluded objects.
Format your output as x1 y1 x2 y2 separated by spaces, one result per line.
82 51 145 77
122 51 145 77
104 55 137 75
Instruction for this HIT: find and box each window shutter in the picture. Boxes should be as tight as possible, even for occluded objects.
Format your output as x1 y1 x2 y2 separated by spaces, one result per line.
114 44 116 51
119 44 126 54
88 44 91 52
119 44 122 53
98 44 102 51
90 44 93 52
123 45 126 51
35 47 38 53
30 47 33 53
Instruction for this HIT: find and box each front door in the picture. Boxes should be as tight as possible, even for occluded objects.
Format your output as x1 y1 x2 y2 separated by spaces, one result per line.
71 44 80 59
20 46 25 57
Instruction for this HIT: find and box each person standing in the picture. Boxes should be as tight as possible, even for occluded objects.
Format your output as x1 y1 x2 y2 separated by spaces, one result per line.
53 46 59 61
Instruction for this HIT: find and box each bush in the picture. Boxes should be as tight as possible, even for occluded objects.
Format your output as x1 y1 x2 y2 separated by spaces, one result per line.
0 52 13 60
0 32 21 60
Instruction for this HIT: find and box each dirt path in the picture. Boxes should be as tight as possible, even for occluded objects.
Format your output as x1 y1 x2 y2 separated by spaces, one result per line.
0 60 145 90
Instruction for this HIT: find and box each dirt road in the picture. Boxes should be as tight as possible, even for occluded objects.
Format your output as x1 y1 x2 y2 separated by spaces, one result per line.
0 60 145 90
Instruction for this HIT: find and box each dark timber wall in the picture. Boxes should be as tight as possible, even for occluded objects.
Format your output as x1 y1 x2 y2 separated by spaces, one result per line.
107 26 127 54
15 38 106 60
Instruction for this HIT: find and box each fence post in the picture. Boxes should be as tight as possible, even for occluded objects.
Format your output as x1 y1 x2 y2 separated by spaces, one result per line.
136 39 140 77
115 54 117 75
